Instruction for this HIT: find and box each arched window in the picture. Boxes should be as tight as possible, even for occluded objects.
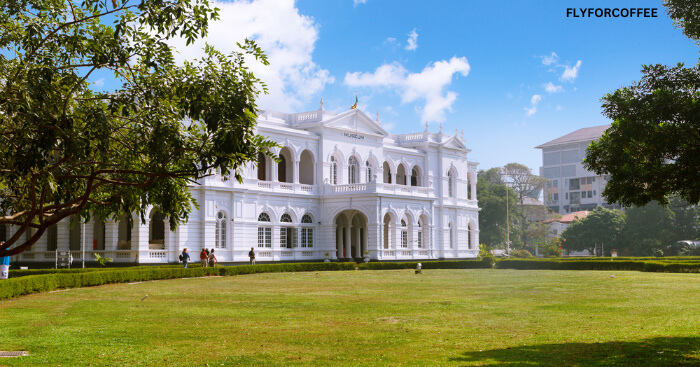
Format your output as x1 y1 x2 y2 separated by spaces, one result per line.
257 152 267 181
257 213 271 248
47 224 58 251
149 211 165 249
278 154 287 183
330 156 338 185
383 161 392 184
447 171 455 197
366 161 373 182
215 211 226 248
397 164 407 185
348 156 359 184
467 176 471 200
400 219 408 248
411 167 420 187
383 214 392 249
280 214 296 248
301 214 314 248
417 219 423 249
448 222 454 249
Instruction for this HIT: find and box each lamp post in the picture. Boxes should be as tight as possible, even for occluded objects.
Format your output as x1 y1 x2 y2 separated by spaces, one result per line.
505 165 510 256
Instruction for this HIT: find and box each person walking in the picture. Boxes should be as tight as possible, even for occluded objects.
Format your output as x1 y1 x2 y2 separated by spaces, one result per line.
248 247 256 265
180 248 190 268
200 248 208 267
0 241 9 279
208 249 217 268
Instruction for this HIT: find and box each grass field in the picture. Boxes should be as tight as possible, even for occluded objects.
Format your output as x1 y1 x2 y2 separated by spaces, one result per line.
1 269 699 366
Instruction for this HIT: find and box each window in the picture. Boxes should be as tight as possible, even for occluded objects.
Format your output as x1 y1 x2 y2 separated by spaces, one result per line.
447 171 455 197
566 193 569 200
348 156 359 184
400 219 408 248
547 181 552 188
366 161 372 182
417 219 423 248
301 214 313 224
569 178 580 190
280 214 295 248
215 211 226 248
257 152 267 181
588 190 593 198
553 180 558 188
47 224 58 251
330 156 338 185
553 193 559 201
593 190 596 196
570 192 580 204
383 161 392 183
411 167 419 187
257 212 271 248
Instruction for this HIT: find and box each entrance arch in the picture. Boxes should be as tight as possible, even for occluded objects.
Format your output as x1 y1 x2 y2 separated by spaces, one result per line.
334 210 368 259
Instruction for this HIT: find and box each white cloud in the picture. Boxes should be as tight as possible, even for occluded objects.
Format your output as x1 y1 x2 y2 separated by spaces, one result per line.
94 78 105 87
166 0 333 112
525 94 542 116
354 0 367 6
544 82 562 93
405 29 418 51
385 37 397 44
541 52 558 66
561 60 582 82
344 56 470 123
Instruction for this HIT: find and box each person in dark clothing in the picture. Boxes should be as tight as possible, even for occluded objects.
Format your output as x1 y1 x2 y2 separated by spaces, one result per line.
249 247 256 265
180 248 191 268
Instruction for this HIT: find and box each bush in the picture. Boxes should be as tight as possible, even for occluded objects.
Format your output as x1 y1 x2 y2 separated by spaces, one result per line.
510 249 534 258
357 260 492 271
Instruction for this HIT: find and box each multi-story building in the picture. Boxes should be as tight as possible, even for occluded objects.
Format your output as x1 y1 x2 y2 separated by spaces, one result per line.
3 105 480 266
535 125 620 215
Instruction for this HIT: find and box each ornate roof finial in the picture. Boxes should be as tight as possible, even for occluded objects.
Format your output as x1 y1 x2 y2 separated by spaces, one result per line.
439 123 443 133
424 121 429 132
376 110 380 121
455 127 459 136
319 97 324 111
461 129 464 139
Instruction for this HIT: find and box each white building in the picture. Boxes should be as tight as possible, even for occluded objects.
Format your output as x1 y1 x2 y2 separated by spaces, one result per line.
535 125 620 215
5 106 480 265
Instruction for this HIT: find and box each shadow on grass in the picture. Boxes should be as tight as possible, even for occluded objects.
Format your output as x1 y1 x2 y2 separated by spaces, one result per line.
451 336 700 366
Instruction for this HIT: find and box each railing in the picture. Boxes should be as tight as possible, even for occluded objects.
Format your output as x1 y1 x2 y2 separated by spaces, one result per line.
149 250 167 259
281 251 293 258
279 183 293 191
331 184 367 193
395 132 427 144
258 251 272 258
383 251 395 257
302 251 313 257
254 181 318 194
291 111 323 123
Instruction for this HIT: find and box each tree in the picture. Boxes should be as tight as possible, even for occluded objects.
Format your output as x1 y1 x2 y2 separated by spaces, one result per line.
584 0 700 207
561 207 625 254
502 163 548 248
477 168 516 248
620 202 676 256
668 196 700 241
0 0 276 256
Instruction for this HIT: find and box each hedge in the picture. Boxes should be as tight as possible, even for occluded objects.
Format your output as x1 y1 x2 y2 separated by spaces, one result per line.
357 259 494 270
0 262 357 300
496 259 700 273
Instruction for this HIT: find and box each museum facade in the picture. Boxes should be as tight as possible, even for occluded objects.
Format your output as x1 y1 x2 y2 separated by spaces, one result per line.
6 106 480 265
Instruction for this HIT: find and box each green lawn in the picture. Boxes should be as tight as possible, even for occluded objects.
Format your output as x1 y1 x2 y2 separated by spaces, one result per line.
1 269 699 366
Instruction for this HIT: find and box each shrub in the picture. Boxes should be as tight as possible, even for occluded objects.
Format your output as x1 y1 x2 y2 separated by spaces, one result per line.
510 249 534 258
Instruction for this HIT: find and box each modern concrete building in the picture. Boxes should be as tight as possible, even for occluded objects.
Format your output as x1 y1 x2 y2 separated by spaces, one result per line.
535 125 620 215
3 105 480 266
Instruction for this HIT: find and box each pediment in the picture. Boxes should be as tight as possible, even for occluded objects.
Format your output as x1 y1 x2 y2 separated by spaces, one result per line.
442 135 468 151
322 109 387 137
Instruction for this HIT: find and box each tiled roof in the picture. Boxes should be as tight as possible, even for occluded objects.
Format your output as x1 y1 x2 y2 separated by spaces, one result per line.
535 125 610 149
542 210 591 224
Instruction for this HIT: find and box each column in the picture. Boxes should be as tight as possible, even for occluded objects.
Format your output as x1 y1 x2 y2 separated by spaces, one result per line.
344 226 351 259
354 227 361 257
293 159 300 184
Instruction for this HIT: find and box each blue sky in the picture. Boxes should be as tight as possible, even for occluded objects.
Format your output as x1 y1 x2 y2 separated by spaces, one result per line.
92 0 700 172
